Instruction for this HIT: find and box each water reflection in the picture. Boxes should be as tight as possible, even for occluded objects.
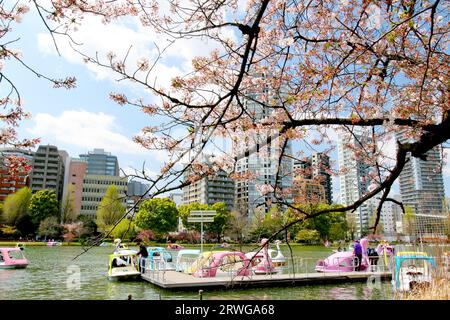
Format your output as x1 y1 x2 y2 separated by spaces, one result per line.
0 246 394 300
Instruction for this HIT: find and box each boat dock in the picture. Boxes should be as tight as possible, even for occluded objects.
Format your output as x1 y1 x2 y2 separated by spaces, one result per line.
141 270 392 290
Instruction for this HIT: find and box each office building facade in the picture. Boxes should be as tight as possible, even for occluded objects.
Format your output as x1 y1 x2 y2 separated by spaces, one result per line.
127 180 149 197
30 145 65 201
80 175 128 218
68 158 88 215
79 148 119 176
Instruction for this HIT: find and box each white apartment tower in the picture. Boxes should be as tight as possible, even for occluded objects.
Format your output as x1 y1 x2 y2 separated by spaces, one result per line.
338 132 371 237
397 132 445 216
233 75 293 218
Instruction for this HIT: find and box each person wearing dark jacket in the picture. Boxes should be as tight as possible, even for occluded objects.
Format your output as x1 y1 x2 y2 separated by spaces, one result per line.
136 244 149 273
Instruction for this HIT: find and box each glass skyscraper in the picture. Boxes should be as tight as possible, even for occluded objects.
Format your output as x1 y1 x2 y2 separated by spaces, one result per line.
79 148 119 176
397 132 445 216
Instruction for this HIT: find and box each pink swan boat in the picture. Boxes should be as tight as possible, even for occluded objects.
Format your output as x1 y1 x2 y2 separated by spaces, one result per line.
193 251 252 278
315 238 370 272
245 238 278 274
0 247 29 269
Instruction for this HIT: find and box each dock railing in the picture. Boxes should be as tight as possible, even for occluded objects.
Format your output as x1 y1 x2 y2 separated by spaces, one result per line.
140 255 396 284
141 256 169 282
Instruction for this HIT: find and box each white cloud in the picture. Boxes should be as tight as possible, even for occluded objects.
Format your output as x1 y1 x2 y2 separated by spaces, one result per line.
37 13 237 92
37 16 179 86
27 109 166 161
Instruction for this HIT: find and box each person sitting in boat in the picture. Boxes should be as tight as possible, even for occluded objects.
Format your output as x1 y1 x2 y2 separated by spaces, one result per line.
112 256 128 268
0 253 3 263
166 241 183 250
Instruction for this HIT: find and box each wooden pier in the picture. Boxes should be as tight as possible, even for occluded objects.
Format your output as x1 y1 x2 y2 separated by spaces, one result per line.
141 271 392 290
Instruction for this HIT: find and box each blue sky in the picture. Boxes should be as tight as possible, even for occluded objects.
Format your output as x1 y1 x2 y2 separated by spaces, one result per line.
4 7 450 201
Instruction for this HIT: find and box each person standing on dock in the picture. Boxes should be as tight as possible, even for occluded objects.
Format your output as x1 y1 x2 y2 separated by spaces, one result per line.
136 244 149 273
353 240 363 271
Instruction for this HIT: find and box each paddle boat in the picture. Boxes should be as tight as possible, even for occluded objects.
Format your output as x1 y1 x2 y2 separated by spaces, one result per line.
176 249 201 272
144 246 176 271
392 251 437 292
166 242 184 250
15 243 25 251
108 249 141 281
270 240 287 267
253 238 277 274
0 247 29 269
186 251 214 274
192 251 252 278
47 240 62 247
315 238 370 272
113 239 130 252
245 239 282 274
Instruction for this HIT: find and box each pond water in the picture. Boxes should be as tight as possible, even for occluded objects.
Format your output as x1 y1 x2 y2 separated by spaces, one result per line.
0 245 395 300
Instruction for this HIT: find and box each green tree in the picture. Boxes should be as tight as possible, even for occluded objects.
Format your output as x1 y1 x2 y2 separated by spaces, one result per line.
2 187 32 225
206 202 231 242
295 229 320 244
38 216 62 240
96 185 125 231
346 214 357 240
111 218 136 240
135 198 178 235
248 206 280 241
60 184 77 224
288 203 346 241
328 221 348 242
0 224 19 237
77 214 98 237
29 189 59 226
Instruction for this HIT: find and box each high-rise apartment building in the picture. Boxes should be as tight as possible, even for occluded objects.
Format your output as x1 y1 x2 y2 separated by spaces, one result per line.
30 145 65 201
79 148 119 176
382 201 398 237
234 133 293 216
338 133 371 237
397 133 445 216
233 75 293 216
182 155 235 210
